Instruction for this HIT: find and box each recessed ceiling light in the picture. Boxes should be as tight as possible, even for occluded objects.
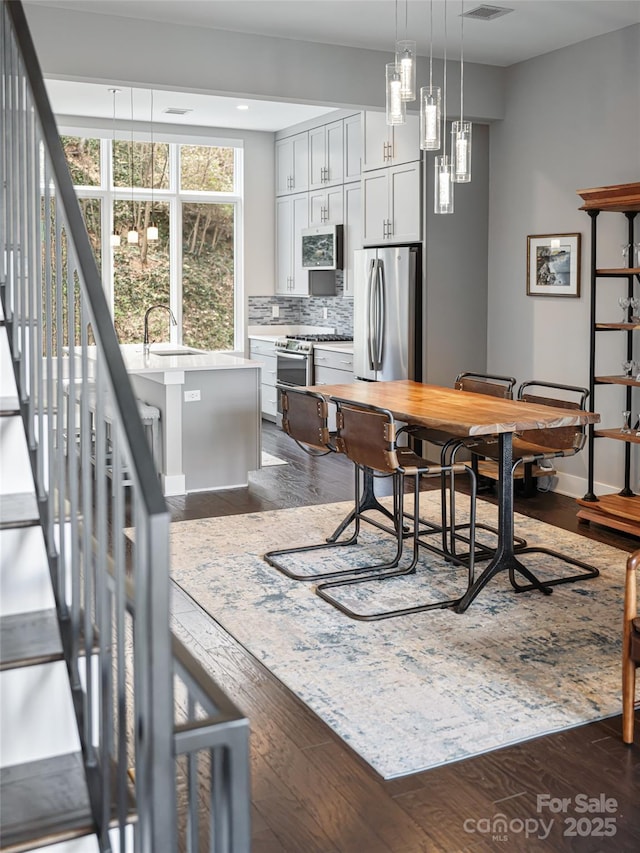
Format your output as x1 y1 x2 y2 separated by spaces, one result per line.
236 104 249 111
163 107 193 116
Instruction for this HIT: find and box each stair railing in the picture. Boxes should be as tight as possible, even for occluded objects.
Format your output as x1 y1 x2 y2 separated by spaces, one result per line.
0 3 250 851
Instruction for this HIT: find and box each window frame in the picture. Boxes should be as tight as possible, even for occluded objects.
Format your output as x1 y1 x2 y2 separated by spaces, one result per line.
60 128 244 351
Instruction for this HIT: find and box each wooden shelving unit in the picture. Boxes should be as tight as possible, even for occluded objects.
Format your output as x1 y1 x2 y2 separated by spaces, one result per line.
577 182 640 536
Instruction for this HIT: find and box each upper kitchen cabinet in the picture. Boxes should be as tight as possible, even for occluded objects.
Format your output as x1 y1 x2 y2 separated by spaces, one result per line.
362 162 421 245
343 113 362 184
362 111 420 172
309 185 344 226
276 131 309 195
276 192 309 295
343 182 362 298
309 119 344 190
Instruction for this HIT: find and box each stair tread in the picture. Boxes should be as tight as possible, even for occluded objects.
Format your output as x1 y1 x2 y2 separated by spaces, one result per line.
0 396 20 416
0 752 94 849
0 609 62 670
0 493 39 529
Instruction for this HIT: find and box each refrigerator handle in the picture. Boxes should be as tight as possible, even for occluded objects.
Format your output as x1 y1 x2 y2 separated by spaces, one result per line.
373 260 384 370
367 259 377 370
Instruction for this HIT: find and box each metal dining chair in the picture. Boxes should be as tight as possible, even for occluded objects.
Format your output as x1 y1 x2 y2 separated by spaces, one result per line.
405 371 523 562
314 398 478 621
466 380 599 592
264 385 415 582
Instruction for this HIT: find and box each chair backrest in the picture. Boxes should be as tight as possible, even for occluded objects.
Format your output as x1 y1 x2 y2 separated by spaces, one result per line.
454 371 516 399
279 386 333 452
333 399 399 474
516 380 589 451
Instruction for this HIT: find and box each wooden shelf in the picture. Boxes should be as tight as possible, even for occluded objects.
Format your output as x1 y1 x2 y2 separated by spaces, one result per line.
577 493 640 536
596 322 640 330
596 267 640 276
595 375 640 386
577 182 640 212
476 459 554 481
595 428 640 444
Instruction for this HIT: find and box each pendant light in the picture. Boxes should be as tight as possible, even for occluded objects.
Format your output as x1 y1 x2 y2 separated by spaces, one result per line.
386 1 406 125
146 89 158 241
420 0 441 150
127 88 139 245
452 0 472 182
396 1 416 101
434 0 454 214
109 88 121 248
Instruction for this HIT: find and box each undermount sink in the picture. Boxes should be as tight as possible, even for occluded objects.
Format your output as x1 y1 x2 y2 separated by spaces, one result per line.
148 346 201 356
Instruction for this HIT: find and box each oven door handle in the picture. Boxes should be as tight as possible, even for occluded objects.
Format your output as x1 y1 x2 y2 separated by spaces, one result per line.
277 352 308 360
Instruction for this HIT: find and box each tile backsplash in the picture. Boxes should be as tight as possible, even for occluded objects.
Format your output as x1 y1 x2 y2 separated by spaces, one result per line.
248 272 354 336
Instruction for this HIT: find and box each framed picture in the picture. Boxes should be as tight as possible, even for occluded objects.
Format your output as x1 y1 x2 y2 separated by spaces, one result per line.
527 233 581 297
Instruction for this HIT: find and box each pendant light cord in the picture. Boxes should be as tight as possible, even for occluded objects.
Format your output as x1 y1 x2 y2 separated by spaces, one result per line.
150 89 154 223
443 0 447 157
130 88 135 227
460 0 464 122
429 0 434 90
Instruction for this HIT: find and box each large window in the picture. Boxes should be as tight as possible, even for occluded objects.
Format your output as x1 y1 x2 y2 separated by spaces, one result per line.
61 135 242 350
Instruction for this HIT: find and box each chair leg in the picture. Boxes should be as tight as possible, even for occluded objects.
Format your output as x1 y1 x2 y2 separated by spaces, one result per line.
264 465 406 582
622 657 637 745
315 467 478 621
507 546 599 593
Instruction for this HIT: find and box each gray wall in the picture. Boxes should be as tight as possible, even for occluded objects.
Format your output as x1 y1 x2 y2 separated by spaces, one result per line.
424 124 490 387
487 24 640 495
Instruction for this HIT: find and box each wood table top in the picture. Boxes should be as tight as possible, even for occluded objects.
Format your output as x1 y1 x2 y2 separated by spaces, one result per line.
307 380 600 438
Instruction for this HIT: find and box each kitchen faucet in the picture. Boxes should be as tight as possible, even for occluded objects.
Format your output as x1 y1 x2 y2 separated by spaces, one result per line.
143 304 177 355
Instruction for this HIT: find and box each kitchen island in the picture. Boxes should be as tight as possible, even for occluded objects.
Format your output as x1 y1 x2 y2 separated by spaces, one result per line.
119 344 261 496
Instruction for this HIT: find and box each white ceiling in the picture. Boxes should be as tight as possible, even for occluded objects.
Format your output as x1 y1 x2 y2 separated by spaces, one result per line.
30 0 640 131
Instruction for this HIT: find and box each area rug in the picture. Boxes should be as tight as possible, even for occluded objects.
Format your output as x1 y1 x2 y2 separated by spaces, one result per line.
260 450 287 467
168 493 629 779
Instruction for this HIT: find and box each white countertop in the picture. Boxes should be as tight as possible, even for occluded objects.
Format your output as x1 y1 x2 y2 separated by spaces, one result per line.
312 341 354 353
116 344 259 374
247 324 335 342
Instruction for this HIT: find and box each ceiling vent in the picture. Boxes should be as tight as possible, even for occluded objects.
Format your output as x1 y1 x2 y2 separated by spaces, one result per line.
163 107 193 116
462 5 513 21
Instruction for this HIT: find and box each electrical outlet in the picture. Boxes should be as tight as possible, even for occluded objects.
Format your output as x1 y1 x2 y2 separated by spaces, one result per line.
323 307 328 320
272 304 280 319
184 389 201 402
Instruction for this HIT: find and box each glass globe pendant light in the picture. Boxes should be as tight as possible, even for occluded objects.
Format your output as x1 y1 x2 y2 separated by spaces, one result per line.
146 89 158 241
386 62 406 125
434 0 453 214
395 2 416 101
452 1 472 182
127 88 139 245
420 0 441 150
109 88 121 247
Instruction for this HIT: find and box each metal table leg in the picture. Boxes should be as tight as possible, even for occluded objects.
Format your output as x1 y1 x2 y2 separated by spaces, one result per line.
326 466 399 542
454 432 552 613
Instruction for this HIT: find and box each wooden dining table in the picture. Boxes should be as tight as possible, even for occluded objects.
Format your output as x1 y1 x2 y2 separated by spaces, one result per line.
307 379 601 612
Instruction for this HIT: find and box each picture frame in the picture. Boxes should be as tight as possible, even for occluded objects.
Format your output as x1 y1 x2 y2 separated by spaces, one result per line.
527 233 581 297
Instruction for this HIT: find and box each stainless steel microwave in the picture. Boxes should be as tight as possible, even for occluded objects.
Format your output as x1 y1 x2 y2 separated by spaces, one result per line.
301 224 343 270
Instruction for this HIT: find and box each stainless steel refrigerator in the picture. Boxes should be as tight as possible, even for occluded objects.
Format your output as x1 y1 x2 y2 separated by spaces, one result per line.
353 245 422 382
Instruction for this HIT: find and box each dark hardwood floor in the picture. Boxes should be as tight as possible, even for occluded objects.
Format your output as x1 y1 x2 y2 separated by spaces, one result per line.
167 421 640 853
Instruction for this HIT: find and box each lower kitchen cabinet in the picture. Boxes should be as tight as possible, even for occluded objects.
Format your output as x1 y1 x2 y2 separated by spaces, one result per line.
313 346 354 431
249 338 278 421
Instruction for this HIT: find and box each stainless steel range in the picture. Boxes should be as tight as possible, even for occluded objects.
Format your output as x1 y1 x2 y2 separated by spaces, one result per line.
274 334 353 422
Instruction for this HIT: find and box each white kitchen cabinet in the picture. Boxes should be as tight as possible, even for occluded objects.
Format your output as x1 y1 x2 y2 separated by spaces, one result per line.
275 131 309 195
343 113 362 183
309 119 344 190
309 185 343 226
276 192 309 295
342 182 361 298
362 161 421 245
361 111 420 172
249 338 279 421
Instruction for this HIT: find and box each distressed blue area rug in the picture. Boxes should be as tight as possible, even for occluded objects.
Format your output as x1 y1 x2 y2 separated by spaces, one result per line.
169 494 629 779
